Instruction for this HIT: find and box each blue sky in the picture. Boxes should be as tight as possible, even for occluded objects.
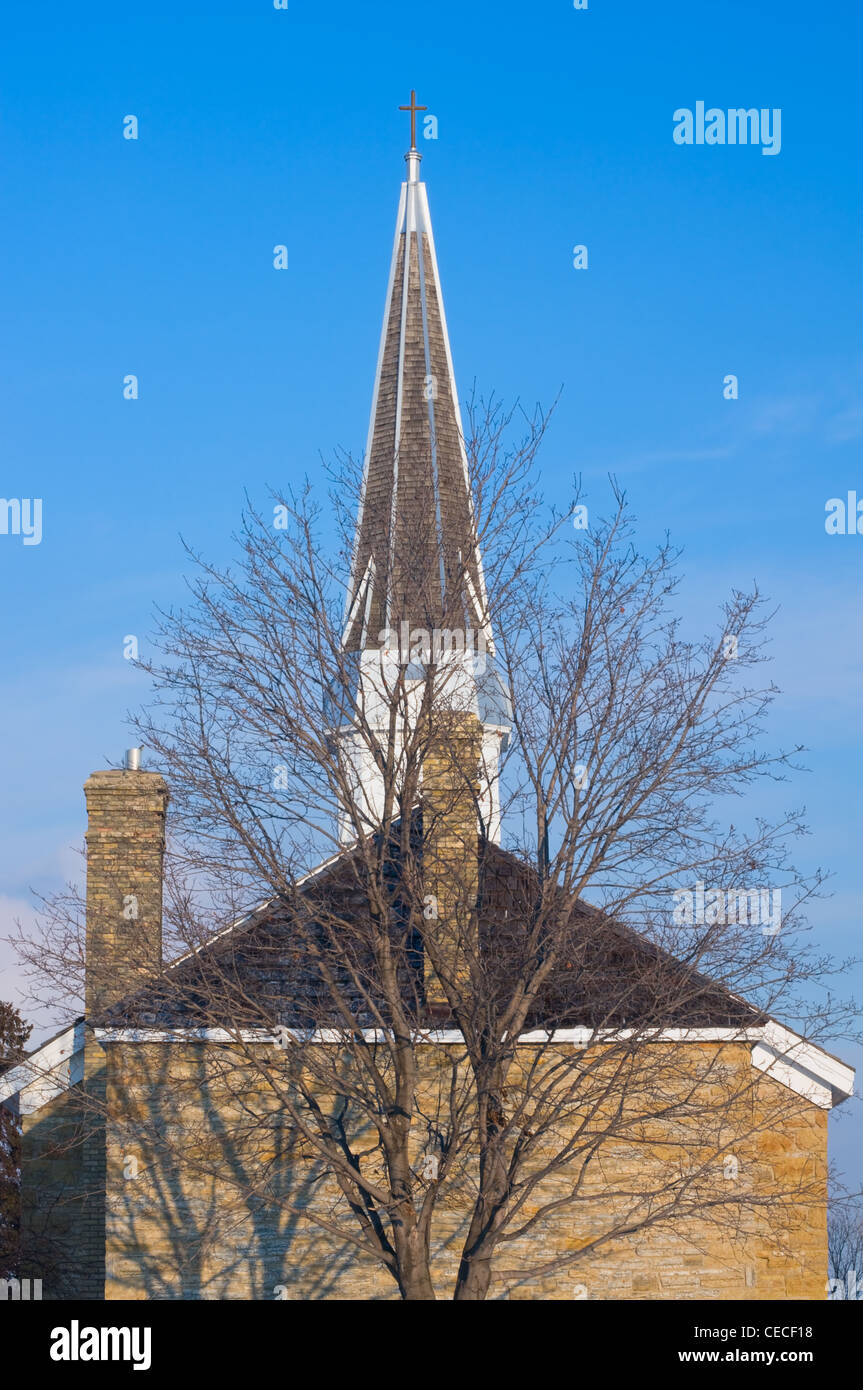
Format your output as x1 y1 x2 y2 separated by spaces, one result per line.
1 0 861 1183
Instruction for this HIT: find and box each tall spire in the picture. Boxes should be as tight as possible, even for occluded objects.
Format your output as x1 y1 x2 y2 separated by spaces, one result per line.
343 98 491 656
337 109 511 843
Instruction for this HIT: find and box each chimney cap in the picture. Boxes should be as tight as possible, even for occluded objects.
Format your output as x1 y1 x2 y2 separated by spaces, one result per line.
124 747 142 771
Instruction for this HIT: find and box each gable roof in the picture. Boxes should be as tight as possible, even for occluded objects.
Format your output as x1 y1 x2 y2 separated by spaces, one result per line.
1 839 854 1113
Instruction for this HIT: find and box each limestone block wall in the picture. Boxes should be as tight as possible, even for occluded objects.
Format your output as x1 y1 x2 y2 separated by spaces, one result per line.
19 1071 105 1301
102 1040 827 1301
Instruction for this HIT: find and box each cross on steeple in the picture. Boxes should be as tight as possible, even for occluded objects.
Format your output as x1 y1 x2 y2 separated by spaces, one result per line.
399 88 427 150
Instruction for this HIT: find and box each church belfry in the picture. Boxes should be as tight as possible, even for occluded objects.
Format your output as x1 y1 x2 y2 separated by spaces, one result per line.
336 96 512 844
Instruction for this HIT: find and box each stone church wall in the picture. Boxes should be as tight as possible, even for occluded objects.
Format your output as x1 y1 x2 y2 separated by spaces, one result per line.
100 1039 827 1301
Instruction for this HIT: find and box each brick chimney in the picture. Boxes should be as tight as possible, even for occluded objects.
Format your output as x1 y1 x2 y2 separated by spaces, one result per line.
84 752 169 1018
422 712 482 1018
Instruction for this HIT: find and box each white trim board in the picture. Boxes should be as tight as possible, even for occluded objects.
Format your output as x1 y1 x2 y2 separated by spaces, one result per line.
2 1017 853 1116
0 1021 85 1115
95 1025 768 1044
89 1022 853 1110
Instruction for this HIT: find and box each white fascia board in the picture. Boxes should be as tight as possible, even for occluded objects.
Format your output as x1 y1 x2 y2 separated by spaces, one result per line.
95 1025 767 1046
91 1023 854 1111
0 1021 85 1114
751 1043 834 1109
762 1021 855 1095
341 555 375 650
343 182 407 629
167 895 278 970
416 180 491 620
753 1021 855 1108
515 1027 767 1045
96 1027 463 1044
12 1017 853 1116
166 838 359 971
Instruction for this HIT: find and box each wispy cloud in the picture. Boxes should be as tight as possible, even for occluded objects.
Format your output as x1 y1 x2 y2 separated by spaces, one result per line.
748 393 822 439
826 405 863 445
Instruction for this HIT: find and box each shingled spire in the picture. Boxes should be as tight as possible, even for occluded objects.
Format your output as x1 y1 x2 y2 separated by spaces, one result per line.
337 106 511 844
343 131 489 655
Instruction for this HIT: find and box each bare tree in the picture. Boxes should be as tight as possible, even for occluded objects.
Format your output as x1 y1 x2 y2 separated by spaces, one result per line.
0 1001 31 1279
10 399 859 1300
828 1200 863 1299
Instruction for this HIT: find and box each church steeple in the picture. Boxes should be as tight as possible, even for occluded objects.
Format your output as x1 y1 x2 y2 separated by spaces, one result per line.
337 105 511 844
343 95 491 654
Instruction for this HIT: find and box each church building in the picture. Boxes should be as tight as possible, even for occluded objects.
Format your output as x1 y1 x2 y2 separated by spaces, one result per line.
0 108 853 1301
